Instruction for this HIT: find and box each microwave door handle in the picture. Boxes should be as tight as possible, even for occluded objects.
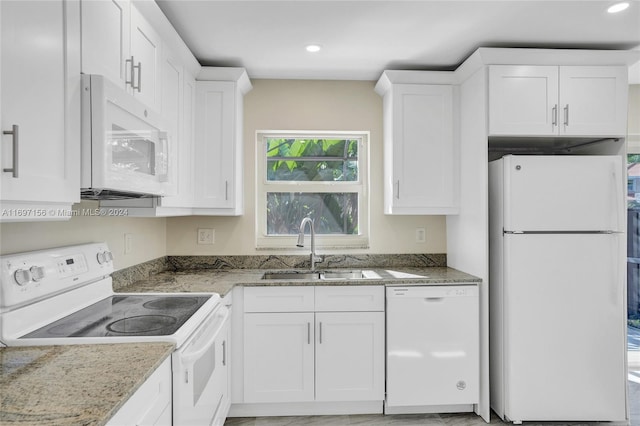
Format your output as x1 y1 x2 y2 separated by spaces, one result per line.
180 308 229 366
158 131 169 182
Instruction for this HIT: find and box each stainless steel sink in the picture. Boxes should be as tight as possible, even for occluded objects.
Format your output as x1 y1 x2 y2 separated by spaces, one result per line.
262 271 321 280
261 270 381 280
320 270 380 280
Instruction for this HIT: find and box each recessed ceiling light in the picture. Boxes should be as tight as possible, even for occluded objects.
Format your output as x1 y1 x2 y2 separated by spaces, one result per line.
607 2 629 13
305 44 322 53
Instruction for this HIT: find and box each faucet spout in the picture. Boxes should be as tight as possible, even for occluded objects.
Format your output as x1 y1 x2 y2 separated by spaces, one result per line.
296 217 322 270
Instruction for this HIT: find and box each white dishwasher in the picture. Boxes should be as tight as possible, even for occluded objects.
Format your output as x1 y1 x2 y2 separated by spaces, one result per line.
385 285 479 413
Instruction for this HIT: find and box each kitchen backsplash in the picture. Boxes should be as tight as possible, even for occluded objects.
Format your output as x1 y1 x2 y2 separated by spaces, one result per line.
112 253 446 290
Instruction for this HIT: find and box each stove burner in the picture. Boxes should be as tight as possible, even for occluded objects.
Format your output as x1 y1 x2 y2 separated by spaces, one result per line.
107 315 177 334
143 297 199 310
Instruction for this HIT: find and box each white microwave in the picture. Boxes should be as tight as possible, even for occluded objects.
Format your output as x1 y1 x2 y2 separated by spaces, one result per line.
80 74 175 199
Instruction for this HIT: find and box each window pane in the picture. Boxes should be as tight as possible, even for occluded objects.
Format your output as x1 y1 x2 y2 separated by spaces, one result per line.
266 138 358 182
267 192 358 235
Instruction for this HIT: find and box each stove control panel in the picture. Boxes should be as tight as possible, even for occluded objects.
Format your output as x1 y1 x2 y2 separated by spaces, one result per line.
0 243 113 309
56 254 89 278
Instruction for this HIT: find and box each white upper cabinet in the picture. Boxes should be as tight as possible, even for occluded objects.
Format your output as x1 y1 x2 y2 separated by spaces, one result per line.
193 68 252 215
80 0 130 87
159 69 195 209
558 66 628 136
376 75 458 215
489 65 628 137
129 5 162 111
1 0 81 220
81 0 161 111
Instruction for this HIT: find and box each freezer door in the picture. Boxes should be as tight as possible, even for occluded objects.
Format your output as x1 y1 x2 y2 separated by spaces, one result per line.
502 155 623 232
502 233 626 422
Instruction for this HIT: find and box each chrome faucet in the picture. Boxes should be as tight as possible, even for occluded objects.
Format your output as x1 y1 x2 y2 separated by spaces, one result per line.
296 217 323 271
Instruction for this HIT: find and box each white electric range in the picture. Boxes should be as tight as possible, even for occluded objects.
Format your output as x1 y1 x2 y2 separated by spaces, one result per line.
0 243 230 425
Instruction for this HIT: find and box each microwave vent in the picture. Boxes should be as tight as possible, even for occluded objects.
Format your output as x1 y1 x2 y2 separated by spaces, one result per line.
81 189 154 200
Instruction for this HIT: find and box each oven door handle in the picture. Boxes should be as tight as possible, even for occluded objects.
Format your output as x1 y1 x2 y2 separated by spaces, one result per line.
180 306 229 366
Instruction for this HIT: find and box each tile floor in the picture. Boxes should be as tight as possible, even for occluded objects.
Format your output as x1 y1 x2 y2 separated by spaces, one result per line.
226 328 640 426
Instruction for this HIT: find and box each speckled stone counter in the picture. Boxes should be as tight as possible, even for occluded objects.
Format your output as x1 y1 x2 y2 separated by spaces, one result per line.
0 343 173 425
118 267 481 297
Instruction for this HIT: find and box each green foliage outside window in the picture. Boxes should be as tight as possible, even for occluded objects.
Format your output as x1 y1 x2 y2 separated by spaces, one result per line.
266 138 358 182
265 138 359 235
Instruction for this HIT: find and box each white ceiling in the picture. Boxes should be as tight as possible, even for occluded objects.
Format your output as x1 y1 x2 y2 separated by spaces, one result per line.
156 0 640 81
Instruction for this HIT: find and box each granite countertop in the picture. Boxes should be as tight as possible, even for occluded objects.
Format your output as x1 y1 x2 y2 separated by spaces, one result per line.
118 267 481 297
0 343 174 425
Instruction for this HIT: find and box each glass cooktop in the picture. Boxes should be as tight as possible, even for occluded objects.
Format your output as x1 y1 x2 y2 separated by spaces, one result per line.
22 294 211 338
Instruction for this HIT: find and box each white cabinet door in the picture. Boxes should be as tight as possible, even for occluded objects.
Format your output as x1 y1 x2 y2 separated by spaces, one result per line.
386 84 457 214
1 0 80 208
489 65 558 136
244 312 315 403
80 0 130 87
107 357 172 426
130 5 162 111
193 81 237 210
489 65 628 137
315 312 385 402
155 50 183 206
160 71 195 208
558 66 627 136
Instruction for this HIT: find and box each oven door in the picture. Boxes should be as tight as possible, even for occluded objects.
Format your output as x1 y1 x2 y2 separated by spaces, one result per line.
173 304 230 426
82 74 175 196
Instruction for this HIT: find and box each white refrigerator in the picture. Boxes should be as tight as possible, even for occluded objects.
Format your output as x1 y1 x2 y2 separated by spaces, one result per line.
489 155 628 423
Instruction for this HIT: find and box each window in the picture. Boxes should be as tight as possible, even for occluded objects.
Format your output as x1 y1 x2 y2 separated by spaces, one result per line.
256 131 369 249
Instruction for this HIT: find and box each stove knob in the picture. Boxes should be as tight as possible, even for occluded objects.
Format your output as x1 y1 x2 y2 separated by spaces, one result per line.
104 251 113 262
30 266 45 281
14 269 32 286
97 252 106 264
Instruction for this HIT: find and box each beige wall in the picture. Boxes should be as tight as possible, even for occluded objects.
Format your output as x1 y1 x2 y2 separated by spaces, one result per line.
166 79 447 255
0 201 166 270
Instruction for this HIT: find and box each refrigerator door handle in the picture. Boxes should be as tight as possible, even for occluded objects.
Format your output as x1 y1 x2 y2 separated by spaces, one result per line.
611 162 623 232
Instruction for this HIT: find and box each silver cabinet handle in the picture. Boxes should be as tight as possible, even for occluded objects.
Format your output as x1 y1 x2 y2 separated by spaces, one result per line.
307 322 311 344
3 124 19 177
126 56 142 92
225 180 229 201
396 180 400 199
552 104 558 127
125 56 135 88
319 322 323 344
564 104 569 126
134 61 142 92
222 340 227 366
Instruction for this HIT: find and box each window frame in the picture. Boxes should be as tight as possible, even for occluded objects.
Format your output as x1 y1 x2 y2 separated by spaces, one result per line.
256 130 370 249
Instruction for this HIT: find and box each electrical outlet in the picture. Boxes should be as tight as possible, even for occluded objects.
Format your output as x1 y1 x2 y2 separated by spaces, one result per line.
197 228 215 245
415 227 426 243
124 233 133 254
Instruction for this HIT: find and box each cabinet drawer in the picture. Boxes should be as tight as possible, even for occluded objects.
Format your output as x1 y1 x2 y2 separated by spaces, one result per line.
244 286 314 312
315 286 384 312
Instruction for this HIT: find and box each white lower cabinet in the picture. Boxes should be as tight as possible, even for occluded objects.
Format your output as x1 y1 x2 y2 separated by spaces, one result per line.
107 356 172 426
242 286 385 407
315 311 384 402
244 312 315 403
